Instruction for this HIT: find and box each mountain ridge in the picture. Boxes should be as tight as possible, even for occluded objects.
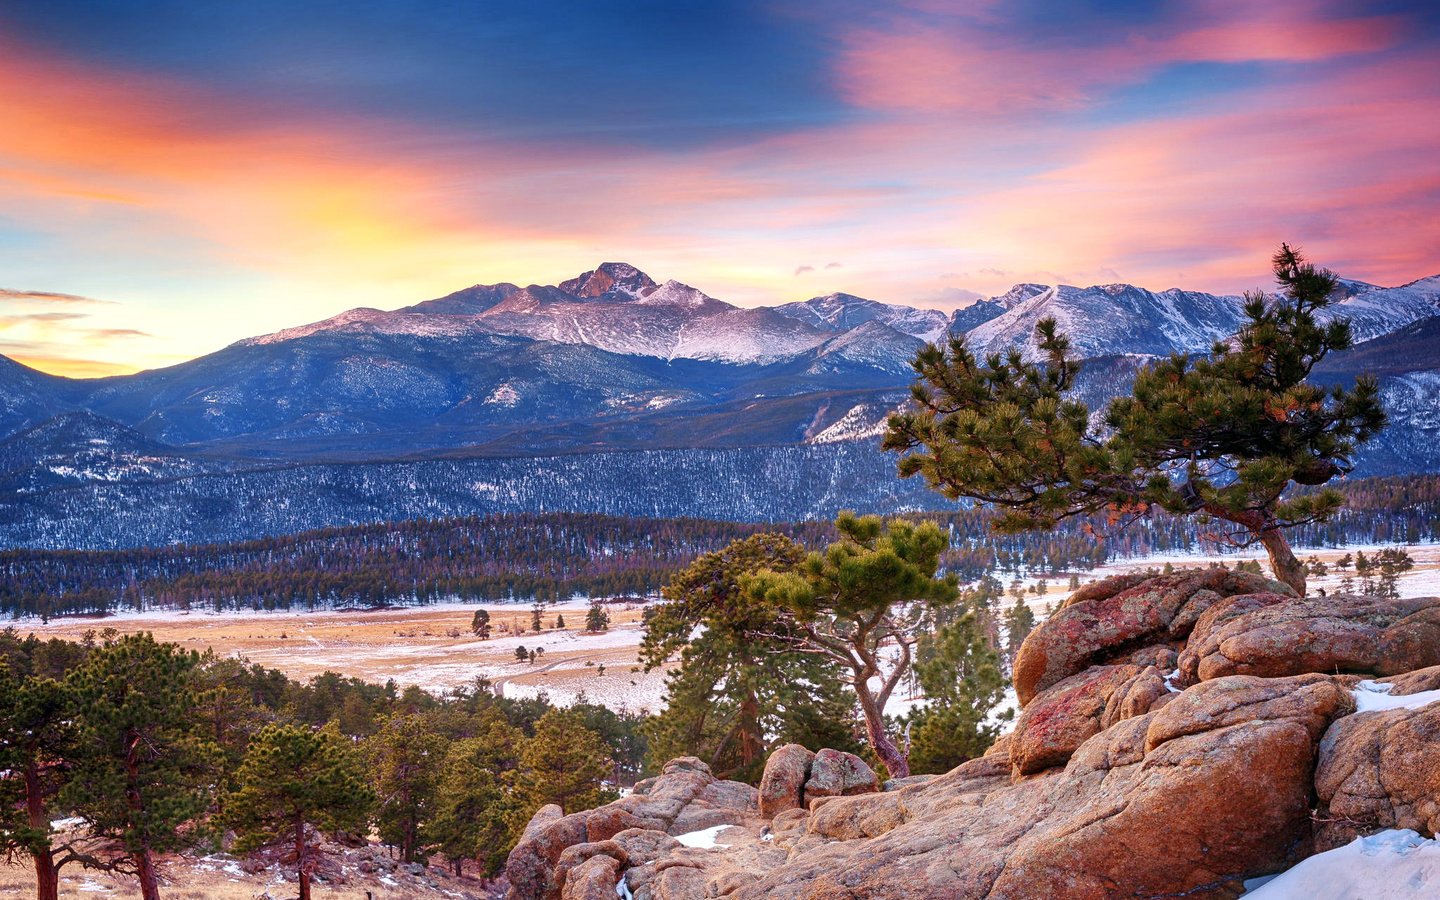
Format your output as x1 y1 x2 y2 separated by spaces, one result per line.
1 261 1437 548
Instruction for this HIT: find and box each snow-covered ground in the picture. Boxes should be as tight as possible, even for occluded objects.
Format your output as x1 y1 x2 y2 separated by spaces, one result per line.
1243 830 1440 898
1085 542 1440 600
16 594 620 630
672 825 735 849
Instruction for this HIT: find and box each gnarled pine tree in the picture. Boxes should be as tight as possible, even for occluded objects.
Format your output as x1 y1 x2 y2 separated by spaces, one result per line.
884 245 1386 595
743 514 959 778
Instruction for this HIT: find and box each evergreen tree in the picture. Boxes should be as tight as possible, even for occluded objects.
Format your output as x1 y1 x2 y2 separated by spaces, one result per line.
1336 552 1355 593
62 634 217 900
1003 597 1037 667
188 655 273 799
904 609 1009 774
1355 551 1375 594
425 713 522 877
368 714 446 863
585 601 610 633
0 666 76 900
885 245 1386 595
744 514 959 778
640 534 860 782
224 723 374 900
554 613 565 629
1374 547 1414 600
507 710 614 825
471 609 491 639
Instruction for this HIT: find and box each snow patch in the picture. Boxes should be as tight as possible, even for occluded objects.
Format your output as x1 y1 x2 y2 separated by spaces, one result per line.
673 825 733 849
1352 681 1440 713
1242 829 1440 898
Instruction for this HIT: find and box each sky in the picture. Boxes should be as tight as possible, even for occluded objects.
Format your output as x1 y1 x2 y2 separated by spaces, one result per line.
1 0 1437 377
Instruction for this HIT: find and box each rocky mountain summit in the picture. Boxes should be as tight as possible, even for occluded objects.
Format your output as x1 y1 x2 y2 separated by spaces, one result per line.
506 570 1440 899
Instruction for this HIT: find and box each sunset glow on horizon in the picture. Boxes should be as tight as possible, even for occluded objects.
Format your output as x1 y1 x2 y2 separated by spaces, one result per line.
2 0 1437 376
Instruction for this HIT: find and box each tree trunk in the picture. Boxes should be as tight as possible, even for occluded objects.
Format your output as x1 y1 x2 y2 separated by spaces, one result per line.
1204 504 1307 596
23 761 60 900
134 851 161 900
1257 527 1307 596
295 813 311 900
738 658 763 769
855 681 908 779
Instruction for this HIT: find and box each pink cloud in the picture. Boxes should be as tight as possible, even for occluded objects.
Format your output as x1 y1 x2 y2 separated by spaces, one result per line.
943 51 1440 291
836 2 1403 114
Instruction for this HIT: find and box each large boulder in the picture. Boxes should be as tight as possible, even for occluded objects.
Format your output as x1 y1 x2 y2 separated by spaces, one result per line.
732 673 1351 899
1178 594 1440 685
505 805 588 900
802 748 879 807
1315 696 1440 850
1008 663 1146 776
1014 568 1293 705
560 854 621 900
504 759 761 900
758 744 814 818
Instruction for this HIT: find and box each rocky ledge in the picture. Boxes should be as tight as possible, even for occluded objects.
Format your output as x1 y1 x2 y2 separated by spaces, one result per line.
505 569 1440 899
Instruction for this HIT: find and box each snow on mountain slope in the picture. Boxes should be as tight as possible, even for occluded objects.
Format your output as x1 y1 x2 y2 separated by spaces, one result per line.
962 276 1440 360
0 411 223 493
1326 275 1440 342
965 283 1247 359
241 308 479 345
799 320 924 376
774 292 950 342
948 283 1051 336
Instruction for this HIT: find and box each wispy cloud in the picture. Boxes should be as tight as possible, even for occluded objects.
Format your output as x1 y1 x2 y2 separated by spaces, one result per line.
0 288 110 304
0 311 90 324
836 1 1403 114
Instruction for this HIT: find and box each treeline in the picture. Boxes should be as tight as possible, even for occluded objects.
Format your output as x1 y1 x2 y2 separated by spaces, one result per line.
2 475 1436 619
0 627 644 899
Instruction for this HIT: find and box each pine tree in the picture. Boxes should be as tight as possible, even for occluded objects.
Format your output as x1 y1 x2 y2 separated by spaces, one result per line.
1355 551 1375 594
367 714 445 863
554 613 566 629
1003 597 1037 667
224 723 374 900
905 609 1009 774
885 245 1386 595
62 634 217 900
1374 547 1414 600
188 654 273 801
471 609 491 639
744 514 958 778
585 602 610 633
507 710 614 825
425 713 522 876
530 603 544 632
642 534 862 781
0 666 76 900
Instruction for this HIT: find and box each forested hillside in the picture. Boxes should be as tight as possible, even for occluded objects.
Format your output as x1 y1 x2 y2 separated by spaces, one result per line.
4 475 1434 620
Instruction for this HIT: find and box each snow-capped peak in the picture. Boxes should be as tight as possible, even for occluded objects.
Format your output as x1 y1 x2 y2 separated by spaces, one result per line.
559 262 658 299
633 280 727 309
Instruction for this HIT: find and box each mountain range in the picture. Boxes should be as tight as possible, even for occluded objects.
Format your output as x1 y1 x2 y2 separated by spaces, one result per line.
1 262 1437 548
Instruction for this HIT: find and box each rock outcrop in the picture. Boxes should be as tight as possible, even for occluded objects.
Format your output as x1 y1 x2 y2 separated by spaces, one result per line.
505 574 1440 900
